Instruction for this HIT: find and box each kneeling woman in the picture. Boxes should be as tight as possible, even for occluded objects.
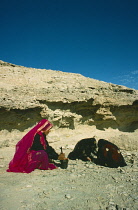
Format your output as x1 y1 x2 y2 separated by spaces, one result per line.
7 119 59 173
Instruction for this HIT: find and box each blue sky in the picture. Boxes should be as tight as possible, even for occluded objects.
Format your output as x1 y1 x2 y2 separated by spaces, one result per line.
0 0 138 89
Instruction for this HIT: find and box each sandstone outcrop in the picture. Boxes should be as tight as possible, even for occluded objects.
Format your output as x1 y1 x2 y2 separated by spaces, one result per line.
1 62 138 210
0 60 138 133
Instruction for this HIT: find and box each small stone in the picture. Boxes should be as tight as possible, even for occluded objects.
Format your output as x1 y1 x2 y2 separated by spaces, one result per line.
26 185 32 188
118 168 125 173
108 201 115 206
65 194 71 199
88 164 93 169
122 192 128 196
126 152 131 156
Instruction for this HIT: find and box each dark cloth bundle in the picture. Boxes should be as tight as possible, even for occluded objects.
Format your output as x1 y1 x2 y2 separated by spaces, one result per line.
96 139 127 168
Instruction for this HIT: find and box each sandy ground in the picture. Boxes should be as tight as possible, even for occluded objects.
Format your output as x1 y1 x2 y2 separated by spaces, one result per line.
0 127 138 210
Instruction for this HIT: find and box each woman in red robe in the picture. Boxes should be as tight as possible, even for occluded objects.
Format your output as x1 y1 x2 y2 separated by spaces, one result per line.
7 119 58 173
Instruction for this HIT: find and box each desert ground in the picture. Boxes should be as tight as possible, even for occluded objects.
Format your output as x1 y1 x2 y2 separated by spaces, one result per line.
0 126 138 210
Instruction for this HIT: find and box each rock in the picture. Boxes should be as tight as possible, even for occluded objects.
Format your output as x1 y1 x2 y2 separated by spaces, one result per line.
117 168 125 173
26 185 32 188
0 60 138 150
65 194 71 199
1 60 138 130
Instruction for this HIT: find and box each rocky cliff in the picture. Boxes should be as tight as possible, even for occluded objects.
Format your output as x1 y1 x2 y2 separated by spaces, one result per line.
0 60 138 134
1 61 138 210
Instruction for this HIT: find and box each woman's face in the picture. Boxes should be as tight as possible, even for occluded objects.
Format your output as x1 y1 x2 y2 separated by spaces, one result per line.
42 128 51 135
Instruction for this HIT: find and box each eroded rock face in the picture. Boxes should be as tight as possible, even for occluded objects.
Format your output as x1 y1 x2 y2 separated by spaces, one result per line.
0 60 138 132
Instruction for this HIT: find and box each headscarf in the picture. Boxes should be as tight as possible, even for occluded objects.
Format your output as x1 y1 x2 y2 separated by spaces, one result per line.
7 119 53 172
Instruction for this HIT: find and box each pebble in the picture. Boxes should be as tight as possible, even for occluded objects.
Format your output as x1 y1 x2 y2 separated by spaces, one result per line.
26 185 32 188
65 194 71 199
108 201 115 206
126 152 132 156
118 168 125 173
85 164 93 168
121 192 128 196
